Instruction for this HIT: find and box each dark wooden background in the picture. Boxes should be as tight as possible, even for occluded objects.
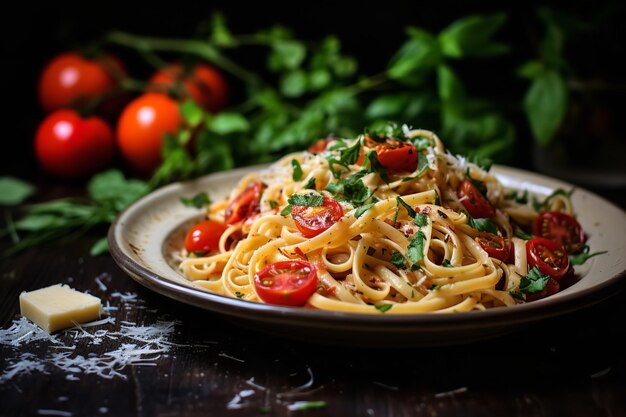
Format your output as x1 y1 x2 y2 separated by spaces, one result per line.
2 2 626 416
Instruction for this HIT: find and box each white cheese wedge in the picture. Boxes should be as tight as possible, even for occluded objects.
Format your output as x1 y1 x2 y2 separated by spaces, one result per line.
19 284 102 333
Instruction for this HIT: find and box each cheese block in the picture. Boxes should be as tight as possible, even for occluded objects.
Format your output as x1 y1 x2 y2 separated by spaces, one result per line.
19 284 102 333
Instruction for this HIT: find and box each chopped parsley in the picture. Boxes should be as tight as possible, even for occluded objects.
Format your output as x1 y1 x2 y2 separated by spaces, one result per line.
441 259 453 268
180 191 211 208
288 193 324 207
235 292 245 299
467 154 493 172
304 176 317 189
339 139 362 165
407 231 426 265
401 153 429 182
532 188 575 212
355 202 376 219
568 245 608 266
519 266 550 294
325 171 373 205
507 189 529 204
375 304 393 313
463 210 498 234
291 159 303 181
390 251 407 268
413 212 429 227
395 196 417 221
514 228 534 240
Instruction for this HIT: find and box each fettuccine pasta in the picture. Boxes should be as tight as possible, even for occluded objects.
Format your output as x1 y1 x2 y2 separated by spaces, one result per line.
178 127 586 314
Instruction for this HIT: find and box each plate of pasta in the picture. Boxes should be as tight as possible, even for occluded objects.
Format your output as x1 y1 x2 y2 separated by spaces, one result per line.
109 127 626 346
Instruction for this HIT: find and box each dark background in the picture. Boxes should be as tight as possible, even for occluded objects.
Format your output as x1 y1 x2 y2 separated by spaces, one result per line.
1 1 625 183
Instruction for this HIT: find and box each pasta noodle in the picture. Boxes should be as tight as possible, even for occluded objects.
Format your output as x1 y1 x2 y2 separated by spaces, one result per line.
178 127 582 314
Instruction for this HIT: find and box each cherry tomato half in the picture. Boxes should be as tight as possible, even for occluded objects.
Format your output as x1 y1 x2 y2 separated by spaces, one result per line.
475 232 511 262
526 237 570 280
225 182 264 225
533 211 586 254
254 260 318 306
291 195 344 238
308 138 333 153
38 52 124 112
525 277 560 302
34 109 114 178
184 220 228 255
457 179 495 218
150 63 228 113
359 136 417 172
117 93 182 174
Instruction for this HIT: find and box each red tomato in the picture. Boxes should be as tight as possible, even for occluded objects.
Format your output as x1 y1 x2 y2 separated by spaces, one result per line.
253 260 318 306
149 63 228 112
116 93 182 174
359 136 417 171
184 220 228 255
525 277 560 302
291 195 344 238
526 237 570 280
34 109 114 178
225 182 264 225
457 179 495 218
308 138 333 153
533 211 586 254
475 232 511 262
38 52 124 112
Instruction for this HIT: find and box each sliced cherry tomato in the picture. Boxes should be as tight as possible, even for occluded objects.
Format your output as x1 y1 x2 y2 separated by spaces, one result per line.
475 232 511 262
225 182 264 225
533 211 586 254
307 138 333 153
34 109 115 178
291 195 344 238
184 220 228 255
38 52 124 112
525 278 560 302
253 260 318 306
116 93 182 174
361 136 417 171
526 237 570 280
149 63 228 112
457 179 495 218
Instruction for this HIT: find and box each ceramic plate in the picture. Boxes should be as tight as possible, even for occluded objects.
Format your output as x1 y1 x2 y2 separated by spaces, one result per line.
108 165 626 346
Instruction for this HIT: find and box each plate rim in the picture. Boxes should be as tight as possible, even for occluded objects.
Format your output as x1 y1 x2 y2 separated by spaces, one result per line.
107 164 626 331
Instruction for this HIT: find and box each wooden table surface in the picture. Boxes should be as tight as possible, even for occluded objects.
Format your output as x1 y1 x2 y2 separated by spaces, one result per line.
1 183 626 417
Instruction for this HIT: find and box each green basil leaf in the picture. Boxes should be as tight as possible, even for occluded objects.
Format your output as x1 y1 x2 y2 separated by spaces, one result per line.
523 70 568 145
438 13 509 58
407 231 426 265
355 202 375 219
375 304 393 313
396 196 416 218
568 245 608 266
280 205 292 216
519 266 551 294
207 112 250 134
90 237 109 256
0 177 36 206
390 251 406 268
291 159 303 181
288 193 324 207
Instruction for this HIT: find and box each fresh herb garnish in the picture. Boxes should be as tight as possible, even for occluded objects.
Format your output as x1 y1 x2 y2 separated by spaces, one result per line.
287 401 327 411
441 259 453 268
390 251 407 268
532 188 575 212
362 150 388 183
514 228 534 240
340 139 362 165
519 266 550 294
430 284 443 291
355 202 376 219
375 304 393 313
268 200 278 209
288 193 325 207
407 231 426 265
291 159 303 181
304 176 317 189
467 154 493 172
180 191 212 208
413 212 429 227
0 177 36 206
325 171 373 205
507 189 529 204
568 245 608 265
463 210 498 234
280 205 293 216
235 291 245 298
396 196 417 219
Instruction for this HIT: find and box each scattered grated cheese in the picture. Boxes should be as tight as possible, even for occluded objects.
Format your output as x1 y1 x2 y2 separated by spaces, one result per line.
37 409 72 416
110 292 139 302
